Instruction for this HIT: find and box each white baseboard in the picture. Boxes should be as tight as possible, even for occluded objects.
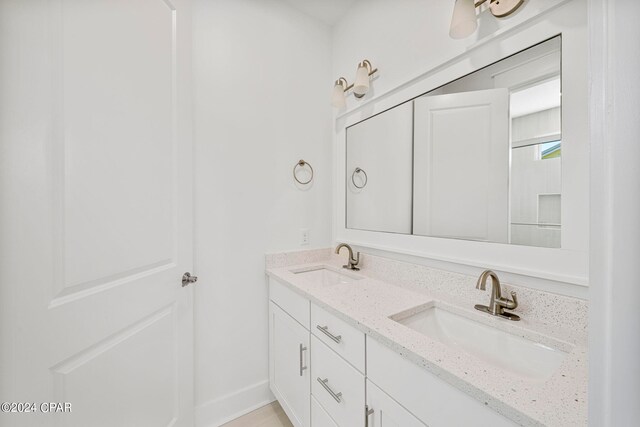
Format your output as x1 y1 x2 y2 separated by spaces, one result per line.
195 379 275 427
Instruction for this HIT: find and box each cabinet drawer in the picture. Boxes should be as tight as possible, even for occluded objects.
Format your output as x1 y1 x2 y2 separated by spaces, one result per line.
311 396 339 427
270 278 310 329
311 335 365 427
311 304 365 373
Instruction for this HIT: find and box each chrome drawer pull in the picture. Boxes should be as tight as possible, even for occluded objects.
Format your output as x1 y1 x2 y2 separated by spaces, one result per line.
299 344 307 377
316 325 342 343
317 377 342 403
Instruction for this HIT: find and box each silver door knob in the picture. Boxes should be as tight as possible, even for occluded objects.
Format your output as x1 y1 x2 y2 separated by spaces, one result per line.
182 272 198 287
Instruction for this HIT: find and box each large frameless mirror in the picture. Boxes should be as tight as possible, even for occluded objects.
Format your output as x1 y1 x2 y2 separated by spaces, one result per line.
346 36 562 248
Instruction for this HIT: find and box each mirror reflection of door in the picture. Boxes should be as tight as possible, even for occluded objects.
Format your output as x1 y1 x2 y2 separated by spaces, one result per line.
413 88 510 242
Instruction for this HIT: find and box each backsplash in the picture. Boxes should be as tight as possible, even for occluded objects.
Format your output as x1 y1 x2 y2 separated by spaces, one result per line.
265 247 334 269
265 248 588 342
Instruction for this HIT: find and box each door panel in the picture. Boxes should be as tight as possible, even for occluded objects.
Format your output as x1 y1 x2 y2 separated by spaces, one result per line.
311 396 339 427
0 1 193 426
413 89 510 242
269 303 310 427
52 307 176 427
366 380 426 427
60 0 175 292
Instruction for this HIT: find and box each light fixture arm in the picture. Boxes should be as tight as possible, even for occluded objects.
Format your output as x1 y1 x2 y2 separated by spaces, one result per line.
476 0 524 18
359 59 378 80
335 77 349 91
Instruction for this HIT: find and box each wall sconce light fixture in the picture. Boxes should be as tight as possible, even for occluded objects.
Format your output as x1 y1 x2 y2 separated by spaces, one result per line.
331 77 349 109
449 0 524 39
331 59 378 108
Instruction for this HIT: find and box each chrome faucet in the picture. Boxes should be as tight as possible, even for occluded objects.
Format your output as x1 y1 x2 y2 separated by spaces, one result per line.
474 270 520 321
335 243 360 271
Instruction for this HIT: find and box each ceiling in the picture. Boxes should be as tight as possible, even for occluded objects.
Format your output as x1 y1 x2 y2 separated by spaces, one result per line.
510 77 562 118
282 0 358 26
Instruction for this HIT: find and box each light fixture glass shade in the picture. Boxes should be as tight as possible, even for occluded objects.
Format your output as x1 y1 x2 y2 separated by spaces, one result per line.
353 64 370 97
331 82 346 108
449 0 477 39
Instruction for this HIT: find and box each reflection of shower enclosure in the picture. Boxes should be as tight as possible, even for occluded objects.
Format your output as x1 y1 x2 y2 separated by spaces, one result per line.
510 96 562 248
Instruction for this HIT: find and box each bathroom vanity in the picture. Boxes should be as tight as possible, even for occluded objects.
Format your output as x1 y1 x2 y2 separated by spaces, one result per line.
268 4 588 426
265 251 587 427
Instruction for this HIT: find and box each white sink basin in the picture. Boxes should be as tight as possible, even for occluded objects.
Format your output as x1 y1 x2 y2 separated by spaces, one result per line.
392 305 568 381
291 267 362 286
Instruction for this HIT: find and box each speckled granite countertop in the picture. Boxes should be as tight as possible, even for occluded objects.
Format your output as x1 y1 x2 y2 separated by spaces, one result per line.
266 260 587 427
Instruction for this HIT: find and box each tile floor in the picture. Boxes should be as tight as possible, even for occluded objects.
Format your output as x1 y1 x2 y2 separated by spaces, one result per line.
221 401 293 427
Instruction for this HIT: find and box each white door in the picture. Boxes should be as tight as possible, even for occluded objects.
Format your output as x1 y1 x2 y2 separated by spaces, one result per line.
413 89 510 242
0 1 194 426
269 303 310 427
366 380 426 427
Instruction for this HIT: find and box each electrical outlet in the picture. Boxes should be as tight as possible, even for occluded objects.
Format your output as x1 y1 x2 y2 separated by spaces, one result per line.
300 228 309 246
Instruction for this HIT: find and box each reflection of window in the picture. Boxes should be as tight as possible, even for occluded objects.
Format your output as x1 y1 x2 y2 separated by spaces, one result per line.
537 140 561 160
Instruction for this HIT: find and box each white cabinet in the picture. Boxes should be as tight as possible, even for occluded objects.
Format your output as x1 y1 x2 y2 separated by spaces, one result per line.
310 335 365 427
269 302 311 427
270 278 310 328
311 304 366 373
268 279 519 427
367 337 517 427
366 380 426 427
311 396 340 427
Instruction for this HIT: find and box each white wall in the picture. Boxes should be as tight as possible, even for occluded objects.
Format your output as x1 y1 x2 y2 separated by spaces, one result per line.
192 1 333 425
332 0 454 106
332 0 571 112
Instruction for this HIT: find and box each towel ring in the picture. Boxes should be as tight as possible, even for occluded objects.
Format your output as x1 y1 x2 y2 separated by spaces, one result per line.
351 167 368 189
293 160 313 185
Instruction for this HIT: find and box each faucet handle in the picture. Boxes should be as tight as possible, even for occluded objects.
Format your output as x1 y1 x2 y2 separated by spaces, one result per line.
496 290 518 310
507 291 518 310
